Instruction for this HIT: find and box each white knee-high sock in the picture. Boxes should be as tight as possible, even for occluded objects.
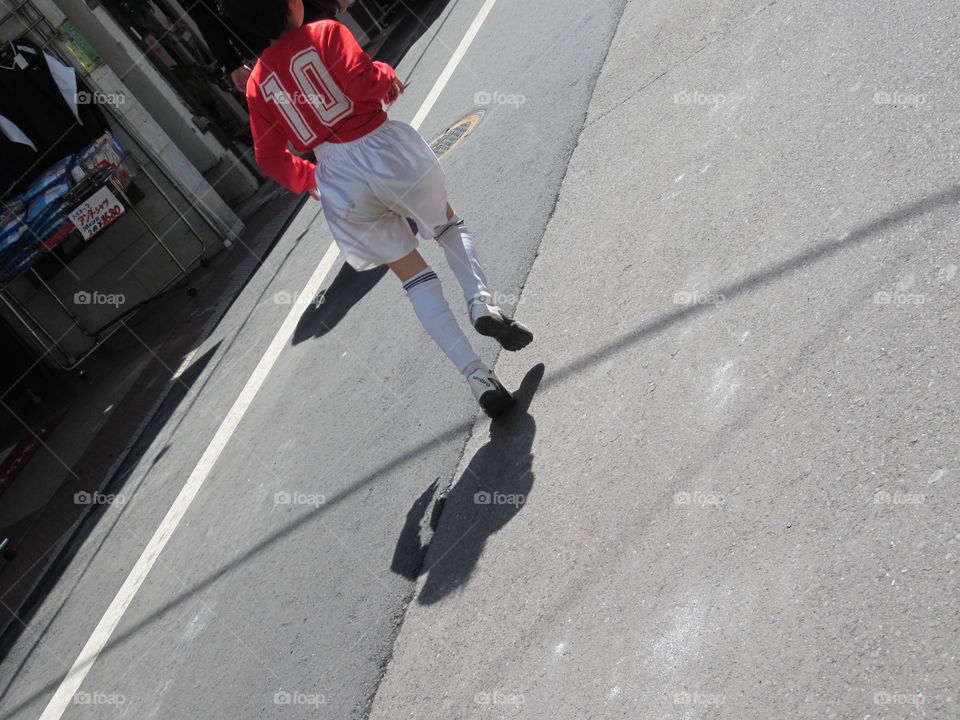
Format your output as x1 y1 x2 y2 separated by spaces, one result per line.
434 216 492 305
403 268 484 375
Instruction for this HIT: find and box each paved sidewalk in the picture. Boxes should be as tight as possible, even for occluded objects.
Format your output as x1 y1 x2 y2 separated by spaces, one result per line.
370 0 960 718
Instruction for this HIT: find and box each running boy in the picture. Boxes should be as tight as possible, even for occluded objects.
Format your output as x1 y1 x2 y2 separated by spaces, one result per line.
224 0 532 417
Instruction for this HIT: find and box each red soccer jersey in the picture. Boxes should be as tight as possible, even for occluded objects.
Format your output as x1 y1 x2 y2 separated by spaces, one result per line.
246 20 398 194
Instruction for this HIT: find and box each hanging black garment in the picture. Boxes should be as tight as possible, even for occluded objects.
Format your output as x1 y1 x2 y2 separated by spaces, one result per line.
0 38 109 196
0 133 38 196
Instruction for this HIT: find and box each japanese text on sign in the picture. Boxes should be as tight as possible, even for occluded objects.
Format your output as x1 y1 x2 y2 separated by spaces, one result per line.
69 187 125 240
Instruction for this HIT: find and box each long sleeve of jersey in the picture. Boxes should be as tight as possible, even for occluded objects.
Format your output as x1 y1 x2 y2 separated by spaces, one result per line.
323 22 397 103
248 99 317 194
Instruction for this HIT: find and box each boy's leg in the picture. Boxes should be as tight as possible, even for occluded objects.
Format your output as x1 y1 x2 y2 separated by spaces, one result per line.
432 204 492 306
389 250 480 374
389 250 514 417
436 205 534 352
369 121 531 358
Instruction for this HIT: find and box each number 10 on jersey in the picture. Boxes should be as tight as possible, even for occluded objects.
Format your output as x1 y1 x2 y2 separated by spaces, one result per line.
260 48 354 144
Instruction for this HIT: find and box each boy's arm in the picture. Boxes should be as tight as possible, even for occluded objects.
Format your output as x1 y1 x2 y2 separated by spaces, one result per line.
322 22 398 104
248 93 317 195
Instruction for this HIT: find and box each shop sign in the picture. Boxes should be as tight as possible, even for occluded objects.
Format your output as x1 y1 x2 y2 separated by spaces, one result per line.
59 21 102 73
69 187 125 240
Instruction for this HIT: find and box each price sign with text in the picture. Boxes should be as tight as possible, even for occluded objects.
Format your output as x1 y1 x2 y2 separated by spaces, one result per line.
69 187 125 241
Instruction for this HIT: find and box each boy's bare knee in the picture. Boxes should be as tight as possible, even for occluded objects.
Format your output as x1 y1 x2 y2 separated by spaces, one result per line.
388 250 429 282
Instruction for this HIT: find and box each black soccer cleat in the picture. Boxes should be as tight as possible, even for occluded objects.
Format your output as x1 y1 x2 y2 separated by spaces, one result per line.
466 367 515 418
469 301 534 352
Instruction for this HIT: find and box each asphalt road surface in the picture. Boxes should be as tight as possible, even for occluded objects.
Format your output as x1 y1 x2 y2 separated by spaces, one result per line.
0 0 627 718
369 0 960 718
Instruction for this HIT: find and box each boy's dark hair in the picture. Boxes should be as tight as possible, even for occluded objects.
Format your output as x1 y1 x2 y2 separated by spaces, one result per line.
221 0 289 41
221 0 339 41
303 0 340 23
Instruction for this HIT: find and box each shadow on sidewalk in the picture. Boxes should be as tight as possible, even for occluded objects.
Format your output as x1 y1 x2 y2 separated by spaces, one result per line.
292 263 389 343
390 479 439 580
392 364 543 605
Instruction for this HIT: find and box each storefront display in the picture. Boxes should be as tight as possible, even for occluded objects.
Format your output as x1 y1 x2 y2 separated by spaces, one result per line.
0 132 135 282
0 0 404 373
1 33 140 284
0 0 214 370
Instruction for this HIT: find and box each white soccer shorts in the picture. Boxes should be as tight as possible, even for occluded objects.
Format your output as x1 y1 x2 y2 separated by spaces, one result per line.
313 120 449 271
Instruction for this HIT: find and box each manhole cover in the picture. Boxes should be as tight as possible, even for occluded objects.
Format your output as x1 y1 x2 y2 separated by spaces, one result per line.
428 111 484 160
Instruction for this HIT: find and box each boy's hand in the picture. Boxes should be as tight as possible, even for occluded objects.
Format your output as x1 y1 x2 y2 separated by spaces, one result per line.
308 188 321 201
385 77 405 105
230 65 252 92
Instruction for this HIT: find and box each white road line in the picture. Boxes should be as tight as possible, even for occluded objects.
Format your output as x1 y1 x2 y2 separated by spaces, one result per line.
410 0 500 130
37 246 337 720
39 1 499 715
